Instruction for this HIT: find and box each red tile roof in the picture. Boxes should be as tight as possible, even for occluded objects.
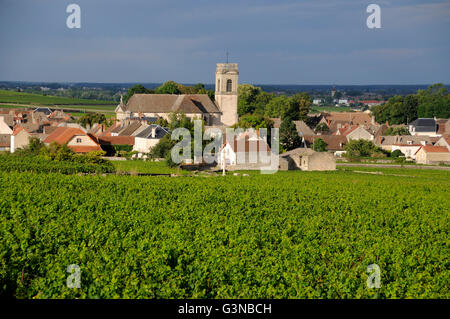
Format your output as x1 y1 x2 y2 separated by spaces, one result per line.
415 145 449 154
44 127 87 144
97 135 135 145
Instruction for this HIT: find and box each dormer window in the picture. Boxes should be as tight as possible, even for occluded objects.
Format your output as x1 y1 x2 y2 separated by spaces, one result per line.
76 138 82 143
407 141 413 145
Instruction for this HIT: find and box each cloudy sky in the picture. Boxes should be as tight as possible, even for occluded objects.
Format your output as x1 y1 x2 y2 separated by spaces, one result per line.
0 0 449 84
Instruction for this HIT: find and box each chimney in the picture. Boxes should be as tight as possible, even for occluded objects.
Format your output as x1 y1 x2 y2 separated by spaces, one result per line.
151 126 156 138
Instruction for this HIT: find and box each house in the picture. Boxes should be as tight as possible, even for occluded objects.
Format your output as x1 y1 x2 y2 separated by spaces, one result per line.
44 127 102 153
33 107 53 116
408 118 440 137
10 126 32 153
375 135 439 152
344 126 375 142
414 145 450 164
96 135 135 155
0 116 13 134
359 100 385 107
317 112 375 134
303 135 348 156
313 99 323 105
48 110 74 122
0 134 10 151
133 125 170 154
435 136 450 151
279 148 336 171
217 135 271 166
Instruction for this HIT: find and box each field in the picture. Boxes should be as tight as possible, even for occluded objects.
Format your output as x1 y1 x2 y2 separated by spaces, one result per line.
0 166 448 299
0 90 116 112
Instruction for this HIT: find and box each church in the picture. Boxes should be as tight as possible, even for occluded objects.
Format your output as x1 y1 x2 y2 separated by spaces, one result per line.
116 63 239 127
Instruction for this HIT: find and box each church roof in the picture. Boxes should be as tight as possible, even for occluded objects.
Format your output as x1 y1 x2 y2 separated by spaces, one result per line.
124 94 221 114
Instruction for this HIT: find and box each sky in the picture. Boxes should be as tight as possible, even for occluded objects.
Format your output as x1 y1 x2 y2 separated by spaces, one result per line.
0 0 449 85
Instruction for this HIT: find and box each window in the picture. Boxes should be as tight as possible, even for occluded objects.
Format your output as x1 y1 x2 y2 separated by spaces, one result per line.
217 80 220 91
226 79 232 92
76 138 82 143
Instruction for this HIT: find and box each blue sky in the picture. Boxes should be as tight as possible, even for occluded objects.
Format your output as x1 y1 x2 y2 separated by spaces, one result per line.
0 0 449 84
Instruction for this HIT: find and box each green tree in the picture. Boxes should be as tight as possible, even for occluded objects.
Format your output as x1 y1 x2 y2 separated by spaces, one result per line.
279 116 301 151
313 138 328 152
314 123 330 134
294 92 311 122
344 139 384 158
155 81 181 94
123 84 152 103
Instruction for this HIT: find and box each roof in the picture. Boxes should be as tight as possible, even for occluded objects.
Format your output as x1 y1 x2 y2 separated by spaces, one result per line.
270 118 314 136
44 127 92 144
303 135 347 151
323 112 373 126
281 147 315 157
0 134 10 147
377 135 439 146
135 125 170 139
124 94 221 114
416 145 449 154
409 118 436 132
12 126 31 136
223 136 271 153
97 135 135 145
118 121 143 136
33 107 53 115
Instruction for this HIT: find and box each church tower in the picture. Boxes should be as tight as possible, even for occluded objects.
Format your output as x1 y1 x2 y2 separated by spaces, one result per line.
215 63 238 126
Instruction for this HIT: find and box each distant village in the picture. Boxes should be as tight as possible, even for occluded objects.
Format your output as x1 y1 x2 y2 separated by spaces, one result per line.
1 63 449 171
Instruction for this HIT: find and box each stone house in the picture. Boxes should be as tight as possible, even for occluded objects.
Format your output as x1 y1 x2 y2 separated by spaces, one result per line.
279 148 336 171
408 118 440 137
414 145 450 164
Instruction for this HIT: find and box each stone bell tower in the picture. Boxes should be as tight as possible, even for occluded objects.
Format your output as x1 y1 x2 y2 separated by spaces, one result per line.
215 63 238 126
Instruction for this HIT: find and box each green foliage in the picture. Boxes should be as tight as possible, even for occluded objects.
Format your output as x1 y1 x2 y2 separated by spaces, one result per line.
123 85 153 103
383 127 410 136
372 84 449 124
313 138 328 152
390 149 405 158
154 81 181 95
0 154 114 174
280 116 301 151
0 169 448 298
295 92 311 121
314 123 330 134
77 113 107 128
154 117 169 127
238 84 274 116
344 139 385 158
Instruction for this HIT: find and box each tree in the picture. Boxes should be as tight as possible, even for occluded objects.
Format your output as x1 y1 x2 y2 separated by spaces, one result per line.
314 123 330 134
313 138 327 152
344 139 384 158
383 126 410 136
77 113 106 128
279 116 301 151
123 84 152 103
294 92 311 121
264 96 292 118
154 117 169 127
155 81 181 94
237 84 263 115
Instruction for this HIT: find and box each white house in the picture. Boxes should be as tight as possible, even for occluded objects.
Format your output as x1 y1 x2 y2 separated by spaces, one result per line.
133 125 170 154
0 116 13 135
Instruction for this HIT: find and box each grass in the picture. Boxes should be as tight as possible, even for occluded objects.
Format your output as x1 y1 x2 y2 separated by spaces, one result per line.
0 90 116 111
111 160 187 175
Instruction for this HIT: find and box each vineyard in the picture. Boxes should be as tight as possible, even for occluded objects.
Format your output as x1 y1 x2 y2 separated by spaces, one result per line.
0 169 448 298
0 154 115 174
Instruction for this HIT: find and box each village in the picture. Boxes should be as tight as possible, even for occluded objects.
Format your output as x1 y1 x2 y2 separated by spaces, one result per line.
0 63 449 172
